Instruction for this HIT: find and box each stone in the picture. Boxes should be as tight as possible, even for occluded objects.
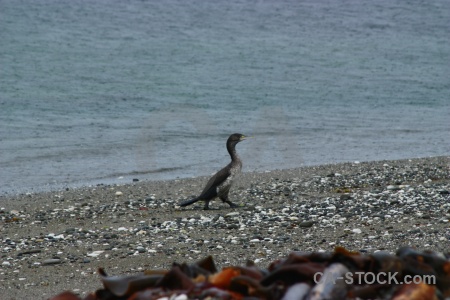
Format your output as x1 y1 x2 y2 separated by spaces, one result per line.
340 194 352 200
42 259 62 266
87 251 104 257
299 221 315 228
387 185 400 191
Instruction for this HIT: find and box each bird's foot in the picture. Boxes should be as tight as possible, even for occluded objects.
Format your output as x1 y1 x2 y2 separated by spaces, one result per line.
202 201 211 210
228 202 239 208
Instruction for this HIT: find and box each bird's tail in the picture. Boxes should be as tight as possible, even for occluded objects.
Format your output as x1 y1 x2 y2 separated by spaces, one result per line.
179 197 201 207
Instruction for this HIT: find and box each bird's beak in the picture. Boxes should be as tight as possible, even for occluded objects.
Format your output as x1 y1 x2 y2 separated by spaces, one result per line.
240 135 251 141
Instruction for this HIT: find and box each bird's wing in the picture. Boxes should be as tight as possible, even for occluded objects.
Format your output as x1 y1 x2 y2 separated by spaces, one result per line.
198 164 231 199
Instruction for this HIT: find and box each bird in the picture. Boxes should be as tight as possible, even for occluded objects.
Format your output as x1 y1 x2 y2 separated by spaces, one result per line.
179 133 247 210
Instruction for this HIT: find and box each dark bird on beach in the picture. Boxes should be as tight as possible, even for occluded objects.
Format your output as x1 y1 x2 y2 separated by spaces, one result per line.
179 133 247 210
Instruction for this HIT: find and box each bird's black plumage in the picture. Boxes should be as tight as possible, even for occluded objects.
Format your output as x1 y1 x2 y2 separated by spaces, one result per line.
179 133 246 209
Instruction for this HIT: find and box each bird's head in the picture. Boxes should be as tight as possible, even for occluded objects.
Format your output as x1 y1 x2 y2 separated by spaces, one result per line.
226 133 249 154
228 133 247 144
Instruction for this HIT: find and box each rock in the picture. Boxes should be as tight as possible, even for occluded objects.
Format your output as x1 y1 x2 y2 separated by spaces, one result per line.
65 228 76 234
340 194 352 200
42 259 62 266
87 251 104 257
299 221 315 228
387 185 400 191
225 212 239 217
18 249 42 256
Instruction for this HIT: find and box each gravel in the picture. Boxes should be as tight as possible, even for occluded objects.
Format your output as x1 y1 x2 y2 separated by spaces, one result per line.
0 156 449 299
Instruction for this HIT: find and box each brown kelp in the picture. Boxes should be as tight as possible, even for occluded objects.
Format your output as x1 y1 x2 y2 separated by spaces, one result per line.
50 246 450 300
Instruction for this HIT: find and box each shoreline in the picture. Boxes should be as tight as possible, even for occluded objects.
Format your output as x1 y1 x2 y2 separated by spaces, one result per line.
0 156 449 299
2 155 447 198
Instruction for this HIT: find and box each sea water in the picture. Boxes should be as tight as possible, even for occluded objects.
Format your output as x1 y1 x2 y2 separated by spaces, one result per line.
1 0 449 195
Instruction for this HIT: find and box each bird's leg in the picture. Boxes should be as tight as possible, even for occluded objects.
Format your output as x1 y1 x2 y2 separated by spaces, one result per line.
203 201 210 210
220 195 238 208
227 201 238 208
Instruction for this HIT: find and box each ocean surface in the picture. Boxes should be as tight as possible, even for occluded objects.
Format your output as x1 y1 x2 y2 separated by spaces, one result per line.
1 0 449 196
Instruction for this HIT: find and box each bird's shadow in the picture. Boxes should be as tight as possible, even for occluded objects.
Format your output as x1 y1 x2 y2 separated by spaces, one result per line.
179 205 244 211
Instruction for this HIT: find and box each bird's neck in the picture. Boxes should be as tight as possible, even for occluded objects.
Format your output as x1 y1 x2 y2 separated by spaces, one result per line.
227 143 241 163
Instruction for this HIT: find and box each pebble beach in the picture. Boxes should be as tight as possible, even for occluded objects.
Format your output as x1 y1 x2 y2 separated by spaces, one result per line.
0 156 449 299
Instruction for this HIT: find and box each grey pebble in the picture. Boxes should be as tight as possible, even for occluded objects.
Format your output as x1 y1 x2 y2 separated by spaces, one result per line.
340 194 352 200
42 259 62 266
299 221 315 228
